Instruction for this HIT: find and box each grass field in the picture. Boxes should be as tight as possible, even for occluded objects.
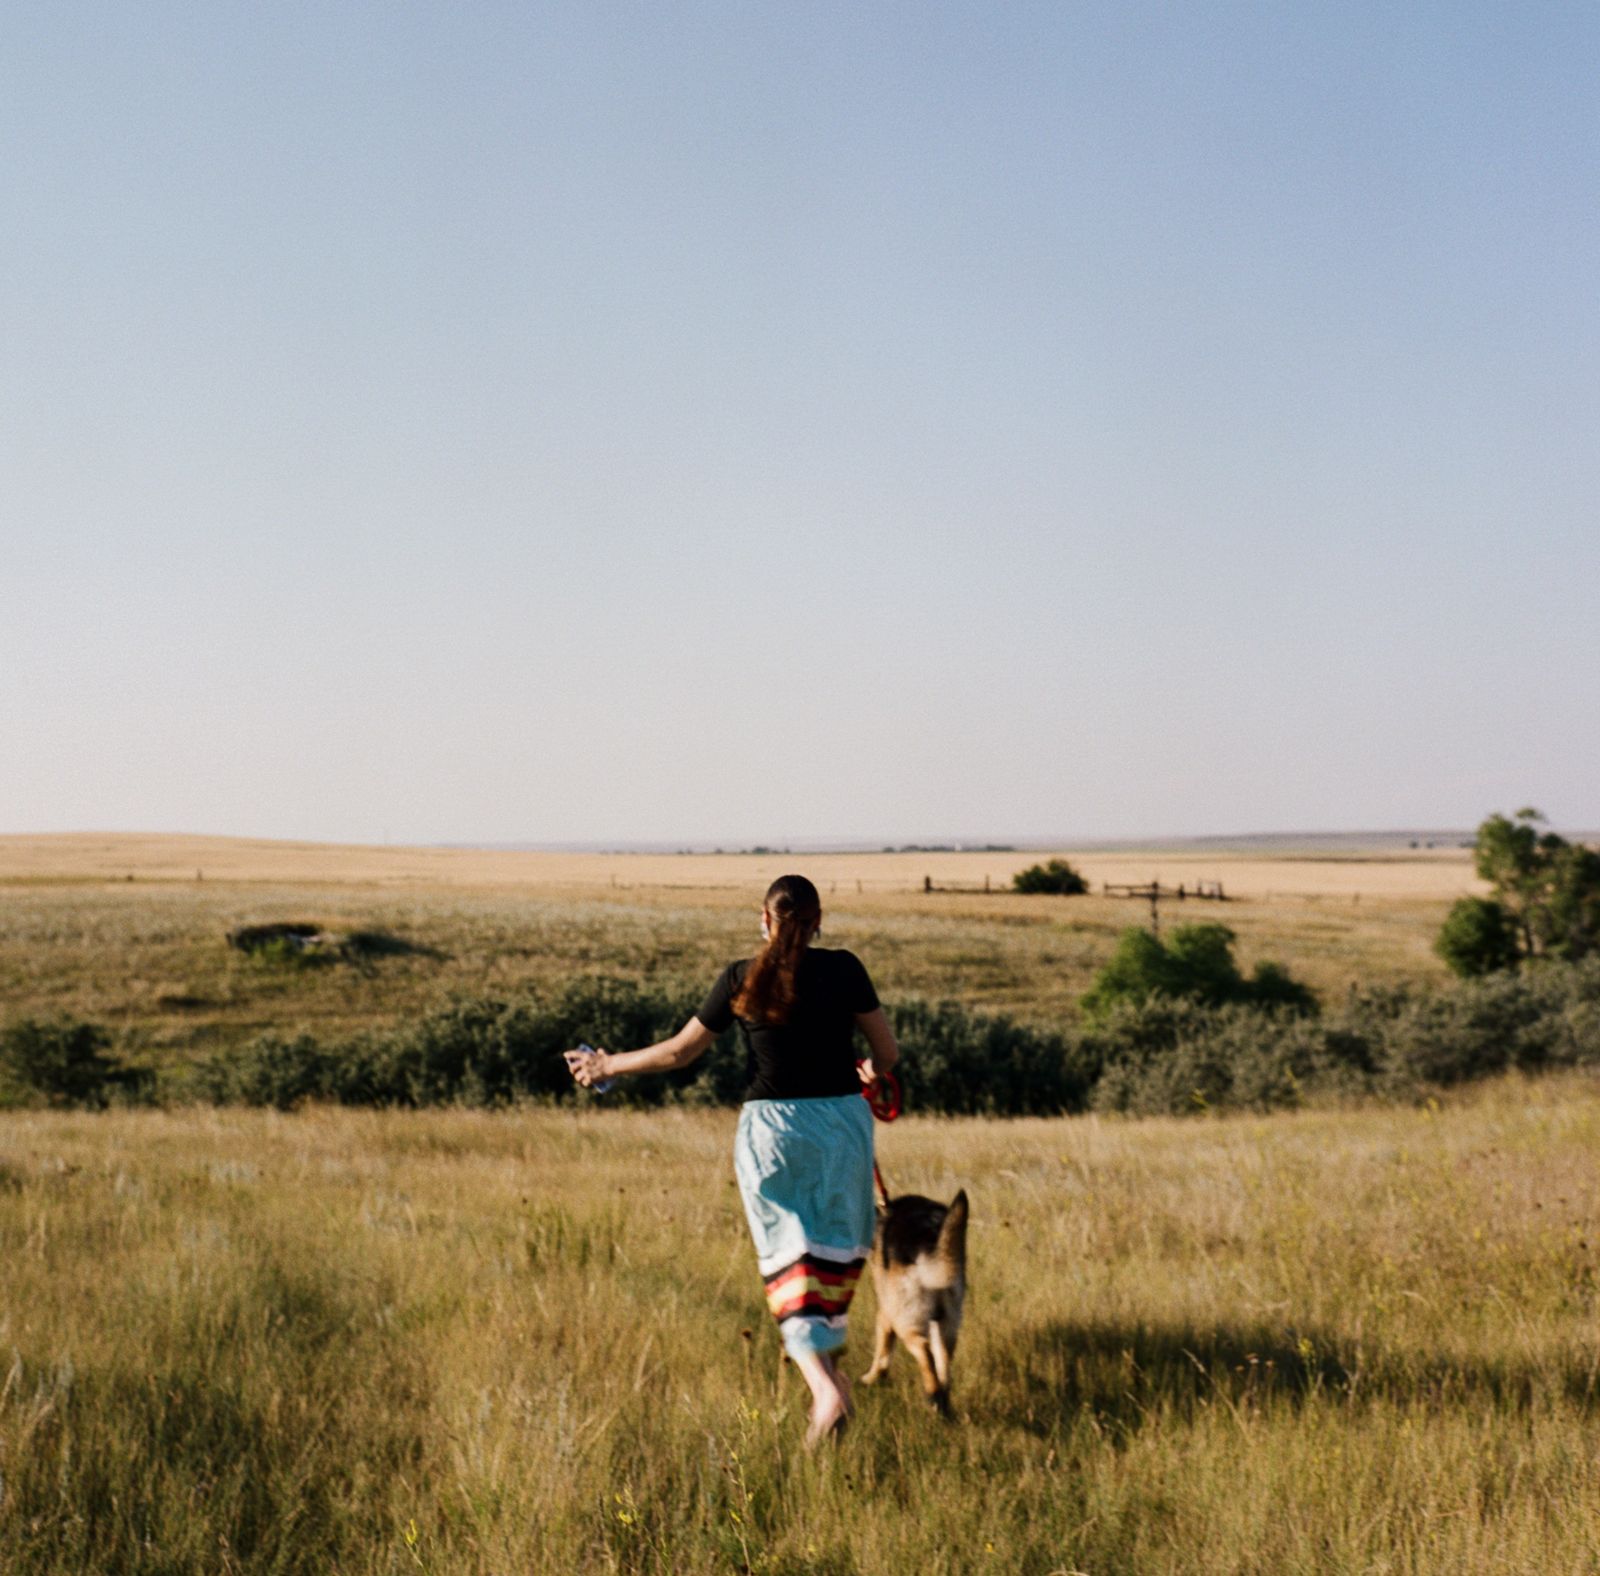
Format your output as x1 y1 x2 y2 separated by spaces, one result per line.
0 834 1478 1064
11 831 1578 1573
3 1079 1599 1574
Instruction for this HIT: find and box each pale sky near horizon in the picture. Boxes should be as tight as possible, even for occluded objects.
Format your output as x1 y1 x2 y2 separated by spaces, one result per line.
5 2 1597 846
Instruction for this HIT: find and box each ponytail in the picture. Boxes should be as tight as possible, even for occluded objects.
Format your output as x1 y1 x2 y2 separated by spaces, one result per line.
732 874 821 1025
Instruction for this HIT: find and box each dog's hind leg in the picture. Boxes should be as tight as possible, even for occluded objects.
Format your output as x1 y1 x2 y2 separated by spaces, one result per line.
928 1318 952 1393
859 1306 895 1385
901 1329 951 1416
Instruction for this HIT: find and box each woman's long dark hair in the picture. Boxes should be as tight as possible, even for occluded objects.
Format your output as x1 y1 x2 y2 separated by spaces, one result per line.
732 874 821 1025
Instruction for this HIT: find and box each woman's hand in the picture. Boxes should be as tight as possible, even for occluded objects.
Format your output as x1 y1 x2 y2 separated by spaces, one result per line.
562 1020 715 1087
564 1046 612 1087
856 1059 878 1089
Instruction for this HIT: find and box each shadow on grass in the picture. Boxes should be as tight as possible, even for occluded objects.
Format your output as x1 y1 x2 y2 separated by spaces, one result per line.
230 925 448 972
980 1317 1600 1440
341 929 448 963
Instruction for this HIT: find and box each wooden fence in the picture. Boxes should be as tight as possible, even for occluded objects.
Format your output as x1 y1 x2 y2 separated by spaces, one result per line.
1102 879 1227 902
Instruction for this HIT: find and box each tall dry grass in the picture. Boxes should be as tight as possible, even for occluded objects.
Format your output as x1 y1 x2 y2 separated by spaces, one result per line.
4 1078 1599 1573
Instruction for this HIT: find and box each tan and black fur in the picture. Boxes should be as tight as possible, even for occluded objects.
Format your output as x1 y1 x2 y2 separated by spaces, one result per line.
859 1189 968 1415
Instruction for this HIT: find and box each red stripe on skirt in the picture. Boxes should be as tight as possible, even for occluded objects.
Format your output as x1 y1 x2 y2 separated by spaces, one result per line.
763 1260 864 1320
762 1256 866 1291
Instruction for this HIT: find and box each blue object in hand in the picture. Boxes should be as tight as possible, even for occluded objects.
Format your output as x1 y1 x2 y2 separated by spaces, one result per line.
579 1043 615 1094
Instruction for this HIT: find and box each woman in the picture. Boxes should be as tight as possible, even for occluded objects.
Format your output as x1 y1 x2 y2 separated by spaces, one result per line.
564 873 900 1446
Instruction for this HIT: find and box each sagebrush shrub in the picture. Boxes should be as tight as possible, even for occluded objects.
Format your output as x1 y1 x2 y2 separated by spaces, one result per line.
0 1018 151 1109
90 957 1600 1118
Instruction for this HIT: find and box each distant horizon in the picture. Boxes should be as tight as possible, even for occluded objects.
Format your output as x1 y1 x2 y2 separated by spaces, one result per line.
17 823 1596 857
440 827 1487 855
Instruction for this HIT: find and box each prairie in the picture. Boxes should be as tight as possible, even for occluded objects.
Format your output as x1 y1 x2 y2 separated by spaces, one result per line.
3 1081 1598 1573
4 834 1594 1573
0 834 1479 1062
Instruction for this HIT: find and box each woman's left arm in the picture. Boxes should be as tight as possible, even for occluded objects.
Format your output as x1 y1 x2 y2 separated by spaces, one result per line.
565 1018 718 1087
854 1006 900 1077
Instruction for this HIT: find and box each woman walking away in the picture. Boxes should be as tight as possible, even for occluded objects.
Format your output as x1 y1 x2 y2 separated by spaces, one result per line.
565 874 899 1447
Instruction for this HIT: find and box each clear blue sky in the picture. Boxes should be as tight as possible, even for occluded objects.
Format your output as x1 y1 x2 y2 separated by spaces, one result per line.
5 1 1596 845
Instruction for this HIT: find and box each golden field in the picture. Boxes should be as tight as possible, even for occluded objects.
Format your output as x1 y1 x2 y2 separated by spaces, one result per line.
6 832 1598 1574
0 832 1479 902
0 833 1483 1061
3 1082 1598 1573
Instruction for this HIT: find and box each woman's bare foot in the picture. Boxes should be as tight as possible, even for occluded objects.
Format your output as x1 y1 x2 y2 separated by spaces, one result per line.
804 1387 849 1449
794 1350 853 1449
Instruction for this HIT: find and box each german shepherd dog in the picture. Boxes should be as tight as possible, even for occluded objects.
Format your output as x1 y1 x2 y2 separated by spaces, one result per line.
859 1190 969 1415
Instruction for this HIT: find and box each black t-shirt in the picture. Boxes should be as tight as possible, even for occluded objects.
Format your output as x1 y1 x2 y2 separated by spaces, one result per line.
696 947 880 1102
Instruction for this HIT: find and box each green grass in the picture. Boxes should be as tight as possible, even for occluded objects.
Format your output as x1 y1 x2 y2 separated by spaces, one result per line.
4 1078 1599 1572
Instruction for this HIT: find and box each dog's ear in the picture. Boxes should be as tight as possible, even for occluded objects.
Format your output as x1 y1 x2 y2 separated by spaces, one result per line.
937 1189 968 1265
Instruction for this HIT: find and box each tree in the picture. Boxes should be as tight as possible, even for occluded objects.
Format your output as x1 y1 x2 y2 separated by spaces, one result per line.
1012 858 1089 895
1081 923 1316 1018
1543 842 1600 961
1436 810 1600 976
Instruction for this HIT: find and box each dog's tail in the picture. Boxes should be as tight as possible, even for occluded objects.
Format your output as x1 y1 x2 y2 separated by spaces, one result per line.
917 1189 969 1293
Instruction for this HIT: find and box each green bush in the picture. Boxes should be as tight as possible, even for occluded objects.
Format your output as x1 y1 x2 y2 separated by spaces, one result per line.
184 958 1600 1119
1351 959 1600 1092
1012 859 1089 895
887 999 1096 1116
1089 1002 1378 1117
1436 897 1522 977
1089 961 1600 1115
199 977 720 1111
196 1032 338 1110
1247 960 1321 1014
0 1018 153 1109
193 981 1096 1116
1081 924 1316 1019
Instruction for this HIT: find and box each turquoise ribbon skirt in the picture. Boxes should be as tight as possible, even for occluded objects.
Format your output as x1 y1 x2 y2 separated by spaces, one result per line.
733 1094 876 1358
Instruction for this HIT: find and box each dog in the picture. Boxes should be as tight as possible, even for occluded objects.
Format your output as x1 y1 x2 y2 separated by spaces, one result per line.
859 1189 969 1415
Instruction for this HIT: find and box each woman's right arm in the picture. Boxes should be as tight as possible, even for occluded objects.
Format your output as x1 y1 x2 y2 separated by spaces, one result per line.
854 1007 899 1077
565 1018 718 1086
